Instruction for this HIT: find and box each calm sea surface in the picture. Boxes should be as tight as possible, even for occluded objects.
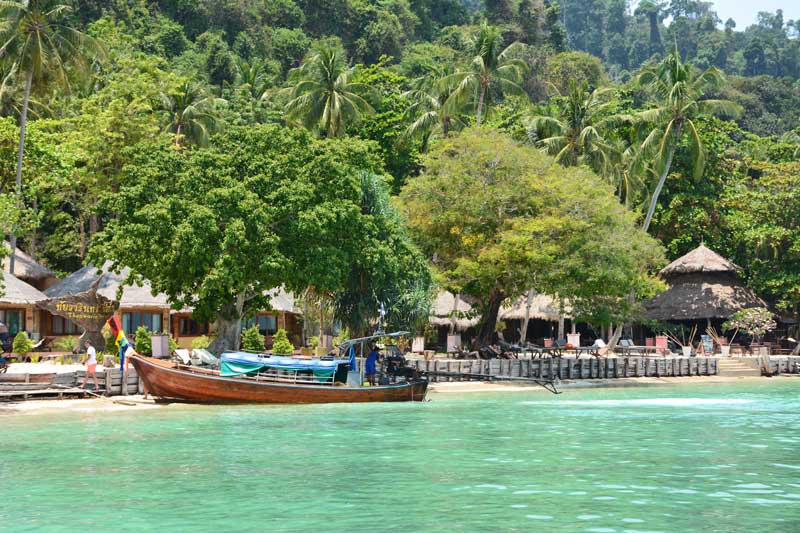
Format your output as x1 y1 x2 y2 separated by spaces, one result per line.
2 380 800 532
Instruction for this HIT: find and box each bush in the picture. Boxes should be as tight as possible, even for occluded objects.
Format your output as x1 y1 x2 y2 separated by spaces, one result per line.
241 325 265 351
191 335 211 350
134 326 152 355
54 336 78 352
105 331 118 355
169 336 178 352
272 328 294 354
13 332 34 355
333 327 350 347
307 335 319 349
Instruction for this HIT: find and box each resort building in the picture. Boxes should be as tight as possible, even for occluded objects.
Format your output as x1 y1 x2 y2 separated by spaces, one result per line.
643 243 766 332
3 242 58 291
0 273 48 337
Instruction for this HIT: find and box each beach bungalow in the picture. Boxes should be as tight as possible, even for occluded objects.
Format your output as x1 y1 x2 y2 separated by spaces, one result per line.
642 243 766 334
0 273 48 337
498 292 570 344
2 242 58 291
43 263 171 339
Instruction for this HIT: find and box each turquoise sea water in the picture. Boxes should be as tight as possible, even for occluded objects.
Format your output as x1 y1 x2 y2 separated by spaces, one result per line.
2 380 800 532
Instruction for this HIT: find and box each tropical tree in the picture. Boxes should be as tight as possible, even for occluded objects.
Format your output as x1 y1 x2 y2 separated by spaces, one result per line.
526 80 617 173
234 57 272 101
158 80 225 147
634 47 741 232
0 0 101 273
401 64 464 147
443 23 528 127
284 41 373 138
400 128 664 345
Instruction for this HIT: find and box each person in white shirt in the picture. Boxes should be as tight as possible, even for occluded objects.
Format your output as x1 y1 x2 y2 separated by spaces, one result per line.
81 341 99 390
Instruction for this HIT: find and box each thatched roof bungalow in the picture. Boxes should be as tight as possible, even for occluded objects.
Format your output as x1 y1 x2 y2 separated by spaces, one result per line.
2 242 57 290
0 273 48 336
643 244 766 322
430 291 480 331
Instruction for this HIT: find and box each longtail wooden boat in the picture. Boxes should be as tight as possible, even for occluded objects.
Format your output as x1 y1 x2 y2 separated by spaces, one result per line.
130 354 428 404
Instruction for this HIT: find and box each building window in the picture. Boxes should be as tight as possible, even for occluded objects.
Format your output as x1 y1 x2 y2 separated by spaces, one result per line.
121 312 162 334
242 314 277 335
179 318 209 336
52 316 81 335
0 309 24 335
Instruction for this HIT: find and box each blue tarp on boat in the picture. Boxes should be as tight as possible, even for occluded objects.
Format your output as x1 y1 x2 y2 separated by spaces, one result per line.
220 352 349 379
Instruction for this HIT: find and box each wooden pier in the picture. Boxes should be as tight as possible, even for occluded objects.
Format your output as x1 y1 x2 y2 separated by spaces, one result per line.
413 357 720 382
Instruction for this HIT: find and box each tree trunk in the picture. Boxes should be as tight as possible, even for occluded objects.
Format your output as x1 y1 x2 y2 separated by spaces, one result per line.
477 288 505 346
642 122 682 233
557 316 565 341
443 116 450 137
8 70 33 276
476 84 486 128
208 294 246 355
89 214 99 238
519 289 534 344
78 214 87 261
449 293 460 335
607 323 624 351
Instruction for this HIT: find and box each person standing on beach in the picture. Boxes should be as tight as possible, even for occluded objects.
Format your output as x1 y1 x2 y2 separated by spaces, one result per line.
81 341 99 390
365 345 381 386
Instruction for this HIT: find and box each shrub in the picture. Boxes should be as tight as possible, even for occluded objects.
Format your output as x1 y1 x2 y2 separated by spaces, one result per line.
134 326 152 355
12 332 34 355
191 335 211 350
333 327 350 347
54 336 78 352
307 335 319 349
105 331 118 354
272 328 294 354
723 307 777 342
169 336 178 352
241 325 265 351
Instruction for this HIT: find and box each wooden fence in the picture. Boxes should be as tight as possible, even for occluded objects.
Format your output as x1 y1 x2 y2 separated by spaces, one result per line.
413 357 719 382
75 368 143 395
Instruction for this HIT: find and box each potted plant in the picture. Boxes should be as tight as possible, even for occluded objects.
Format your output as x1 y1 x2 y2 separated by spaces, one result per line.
665 325 697 357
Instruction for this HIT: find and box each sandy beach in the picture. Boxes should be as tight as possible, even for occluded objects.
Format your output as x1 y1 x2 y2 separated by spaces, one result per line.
2 373 797 416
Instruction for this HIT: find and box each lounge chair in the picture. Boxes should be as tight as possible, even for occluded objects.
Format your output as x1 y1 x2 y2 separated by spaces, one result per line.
175 349 192 365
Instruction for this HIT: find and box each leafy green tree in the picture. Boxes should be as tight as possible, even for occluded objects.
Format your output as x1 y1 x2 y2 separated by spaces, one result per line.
134 325 152 355
443 23 528 128
526 80 616 172
400 128 663 344
90 125 420 354
284 41 373 138
634 0 666 56
0 0 101 274
635 47 740 231
159 80 225 147
12 330 33 355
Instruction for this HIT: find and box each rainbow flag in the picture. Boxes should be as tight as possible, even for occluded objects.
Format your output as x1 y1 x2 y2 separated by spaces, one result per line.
107 316 136 371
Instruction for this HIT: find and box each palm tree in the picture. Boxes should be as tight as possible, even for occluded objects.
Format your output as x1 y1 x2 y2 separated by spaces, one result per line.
526 80 617 173
0 0 101 274
401 64 465 148
159 81 225 147
443 23 528 127
635 46 740 232
235 57 272 101
284 42 373 138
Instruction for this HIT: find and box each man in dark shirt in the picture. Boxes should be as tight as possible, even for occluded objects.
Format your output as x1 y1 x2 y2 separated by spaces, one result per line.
365 345 381 386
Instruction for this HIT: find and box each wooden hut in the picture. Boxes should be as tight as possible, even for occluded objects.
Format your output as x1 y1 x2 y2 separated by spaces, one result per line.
643 244 766 324
43 263 171 338
499 292 568 343
2 242 58 290
0 273 48 337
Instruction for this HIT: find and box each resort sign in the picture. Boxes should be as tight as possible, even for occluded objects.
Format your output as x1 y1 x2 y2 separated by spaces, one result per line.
37 276 119 349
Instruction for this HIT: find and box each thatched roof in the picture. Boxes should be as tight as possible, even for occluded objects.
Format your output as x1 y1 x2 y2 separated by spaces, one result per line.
45 263 170 309
643 273 766 321
430 291 480 330
659 244 740 278
2 242 55 282
499 293 567 322
0 273 48 304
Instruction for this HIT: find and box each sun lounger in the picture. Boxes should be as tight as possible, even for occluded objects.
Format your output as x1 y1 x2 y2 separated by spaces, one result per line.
175 349 192 365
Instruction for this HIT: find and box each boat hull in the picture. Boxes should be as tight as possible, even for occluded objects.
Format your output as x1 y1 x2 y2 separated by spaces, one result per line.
130 356 428 404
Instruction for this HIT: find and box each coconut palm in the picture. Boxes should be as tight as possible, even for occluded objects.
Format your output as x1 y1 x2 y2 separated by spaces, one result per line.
634 46 741 232
0 0 101 273
235 57 272 101
159 81 225 147
401 64 465 149
442 23 528 127
284 42 373 138
526 80 618 173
